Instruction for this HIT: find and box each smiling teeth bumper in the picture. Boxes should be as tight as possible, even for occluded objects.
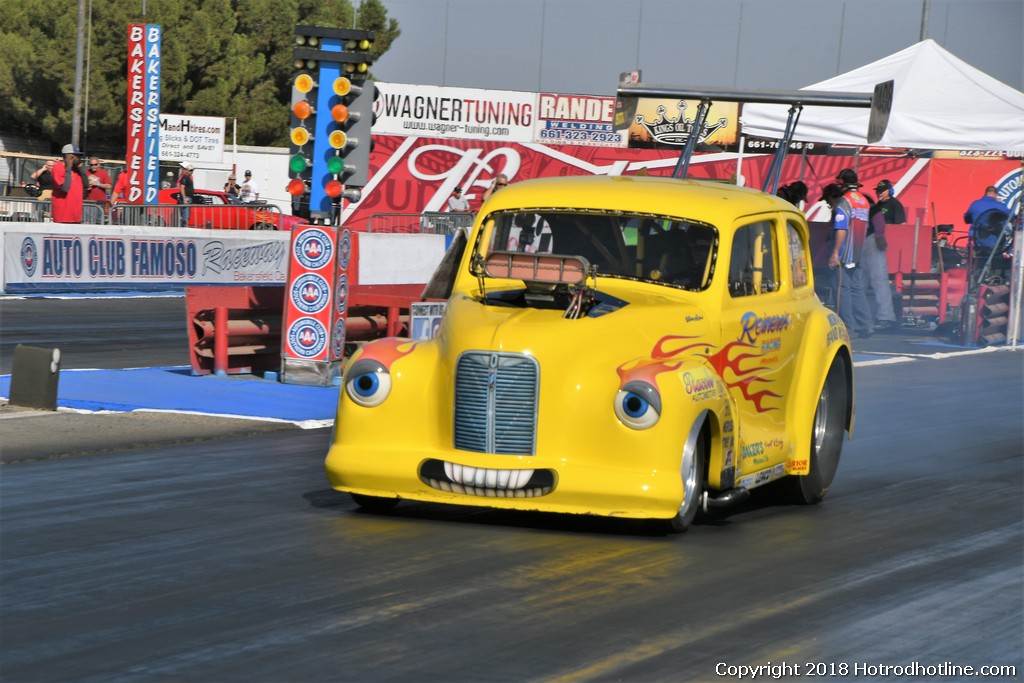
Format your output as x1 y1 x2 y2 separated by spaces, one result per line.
420 459 555 498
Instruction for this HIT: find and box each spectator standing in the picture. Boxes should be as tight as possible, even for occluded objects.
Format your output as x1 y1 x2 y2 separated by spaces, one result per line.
178 162 195 226
823 182 874 338
239 170 260 203
110 170 131 223
482 174 509 203
447 186 470 212
862 179 905 329
963 186 1010 251
30 158 57 199
50 144 88 224
224 174 241 203
85 157 112 209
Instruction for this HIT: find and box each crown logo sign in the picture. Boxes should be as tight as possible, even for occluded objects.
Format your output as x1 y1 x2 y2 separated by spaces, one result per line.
634 101 728 146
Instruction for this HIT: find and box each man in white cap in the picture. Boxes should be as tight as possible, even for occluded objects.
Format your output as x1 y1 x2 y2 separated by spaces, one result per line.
51 143 89 224
178 162 195 225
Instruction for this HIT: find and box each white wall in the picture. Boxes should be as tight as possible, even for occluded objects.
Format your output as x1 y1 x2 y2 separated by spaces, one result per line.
193 145 291 215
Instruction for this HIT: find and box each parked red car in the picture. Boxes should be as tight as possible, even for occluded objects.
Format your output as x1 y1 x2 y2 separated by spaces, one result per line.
148 189 303 231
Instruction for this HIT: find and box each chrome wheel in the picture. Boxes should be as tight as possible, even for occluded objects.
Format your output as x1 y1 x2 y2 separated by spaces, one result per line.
667 424 706 533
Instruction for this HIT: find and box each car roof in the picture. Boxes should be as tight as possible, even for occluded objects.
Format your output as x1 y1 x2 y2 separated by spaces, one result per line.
479 175 797 226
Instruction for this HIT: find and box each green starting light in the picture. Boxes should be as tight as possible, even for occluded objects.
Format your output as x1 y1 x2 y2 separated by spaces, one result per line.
326 155 344 175
289 155 309 174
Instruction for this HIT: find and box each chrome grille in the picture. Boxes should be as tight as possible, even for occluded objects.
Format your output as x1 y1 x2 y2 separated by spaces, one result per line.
454 352 539 455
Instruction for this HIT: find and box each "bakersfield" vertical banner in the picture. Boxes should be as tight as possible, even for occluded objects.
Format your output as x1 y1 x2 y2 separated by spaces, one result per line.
126 24 161 204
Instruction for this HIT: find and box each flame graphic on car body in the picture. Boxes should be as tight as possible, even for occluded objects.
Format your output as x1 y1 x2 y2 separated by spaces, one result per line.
629 334 781 413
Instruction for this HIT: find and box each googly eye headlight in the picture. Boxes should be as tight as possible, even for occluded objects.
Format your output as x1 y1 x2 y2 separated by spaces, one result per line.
345 358 392 407
614 380 661 430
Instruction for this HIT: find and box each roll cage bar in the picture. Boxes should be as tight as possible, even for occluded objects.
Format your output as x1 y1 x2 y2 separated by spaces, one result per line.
616 82 892 193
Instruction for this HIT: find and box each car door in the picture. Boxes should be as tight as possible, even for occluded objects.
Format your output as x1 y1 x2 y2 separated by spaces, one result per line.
716 215 808 484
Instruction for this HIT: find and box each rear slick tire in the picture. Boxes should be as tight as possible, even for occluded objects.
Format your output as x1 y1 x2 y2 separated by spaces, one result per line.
788 358 847 504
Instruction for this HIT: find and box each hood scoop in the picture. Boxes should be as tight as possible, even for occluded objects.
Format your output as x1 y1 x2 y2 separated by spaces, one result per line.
477 251 627 318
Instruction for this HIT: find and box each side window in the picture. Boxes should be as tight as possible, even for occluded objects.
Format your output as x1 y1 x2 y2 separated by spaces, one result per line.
728 220 778 297
786 220 809 289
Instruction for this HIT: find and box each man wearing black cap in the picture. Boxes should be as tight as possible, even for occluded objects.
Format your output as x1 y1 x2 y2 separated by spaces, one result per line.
51 143 89 224
862 179 906 329
178 162 195 226
447 186 470 213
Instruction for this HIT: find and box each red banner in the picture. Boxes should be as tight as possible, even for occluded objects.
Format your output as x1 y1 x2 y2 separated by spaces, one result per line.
344 135 1021 252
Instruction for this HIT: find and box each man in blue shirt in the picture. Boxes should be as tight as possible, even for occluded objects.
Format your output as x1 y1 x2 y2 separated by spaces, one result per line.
963 186 1010 250
824 183 874 338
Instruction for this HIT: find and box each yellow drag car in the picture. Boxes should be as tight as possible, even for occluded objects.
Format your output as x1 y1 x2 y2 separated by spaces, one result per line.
325 175 854 532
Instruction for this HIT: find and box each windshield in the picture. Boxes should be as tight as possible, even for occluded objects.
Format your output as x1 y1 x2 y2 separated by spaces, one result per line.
484 209 718 291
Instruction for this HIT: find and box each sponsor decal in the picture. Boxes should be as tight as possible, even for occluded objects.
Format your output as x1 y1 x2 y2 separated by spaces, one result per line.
20 237 36 277
338 229 351 270
826 311 850 345
536 94 623 146
633 102 729 146
287 317 327 358
994 167 1022 214
29 236 198 279
294 228 333 270
683 370 718 401
738 463 786 490
290 273 331 314
336 273 349 315
201 240 287 275
332 318 346 358
738 311 792 344
786 459 809 474
685 314 703 322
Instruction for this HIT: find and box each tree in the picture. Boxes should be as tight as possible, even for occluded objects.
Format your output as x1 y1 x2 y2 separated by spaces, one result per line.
0 0 400 154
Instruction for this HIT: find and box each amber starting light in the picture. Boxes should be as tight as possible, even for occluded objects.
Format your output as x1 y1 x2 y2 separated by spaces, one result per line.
294 74 315 94
290 127 310 146
331 104 349 123
333 77 352 97
293 100 313 120
328 130 348 150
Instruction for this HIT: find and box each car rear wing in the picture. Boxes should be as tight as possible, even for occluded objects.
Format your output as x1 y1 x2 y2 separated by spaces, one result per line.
615 82 892 193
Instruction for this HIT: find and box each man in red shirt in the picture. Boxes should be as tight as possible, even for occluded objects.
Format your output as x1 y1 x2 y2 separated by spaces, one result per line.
85 157 112 210
50 144 89 224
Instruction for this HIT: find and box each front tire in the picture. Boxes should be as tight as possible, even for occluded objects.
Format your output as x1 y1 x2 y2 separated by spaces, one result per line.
667 424 707 533
251 222 275 231
351 493 400 513
788 358 848 504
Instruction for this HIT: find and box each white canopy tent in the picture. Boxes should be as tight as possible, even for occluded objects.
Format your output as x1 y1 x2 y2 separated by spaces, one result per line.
741 39 1024 151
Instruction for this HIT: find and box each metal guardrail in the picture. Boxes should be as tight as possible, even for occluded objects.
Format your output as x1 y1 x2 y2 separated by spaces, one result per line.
1 198 469 235
366 212 474 235
0 198 106 224
0 198 290 230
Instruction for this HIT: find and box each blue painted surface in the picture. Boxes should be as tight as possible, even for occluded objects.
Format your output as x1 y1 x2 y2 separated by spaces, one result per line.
0 367 339 422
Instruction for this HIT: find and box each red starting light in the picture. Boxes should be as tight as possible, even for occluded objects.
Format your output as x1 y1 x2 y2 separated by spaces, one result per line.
287 178 307 196
325 179 343 198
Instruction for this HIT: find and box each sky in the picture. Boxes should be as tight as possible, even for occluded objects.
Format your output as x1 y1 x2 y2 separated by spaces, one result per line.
372 0 1023 96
